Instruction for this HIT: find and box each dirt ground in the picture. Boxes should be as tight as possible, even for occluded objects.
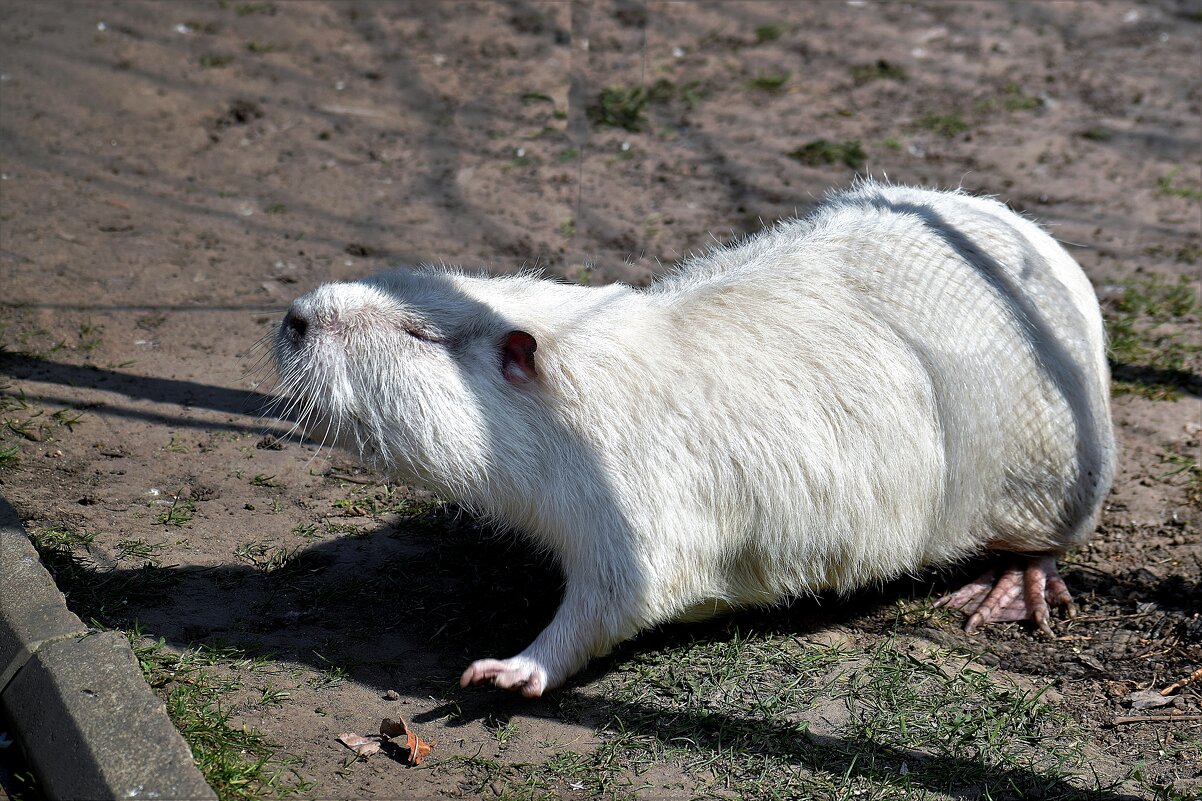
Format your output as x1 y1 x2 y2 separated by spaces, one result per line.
1 1 1200 799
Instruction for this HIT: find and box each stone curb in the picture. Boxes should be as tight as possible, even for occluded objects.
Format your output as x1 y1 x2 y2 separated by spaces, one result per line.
0 497 216 800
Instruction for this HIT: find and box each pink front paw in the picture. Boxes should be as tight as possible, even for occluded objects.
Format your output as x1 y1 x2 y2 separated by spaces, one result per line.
460 656 549 697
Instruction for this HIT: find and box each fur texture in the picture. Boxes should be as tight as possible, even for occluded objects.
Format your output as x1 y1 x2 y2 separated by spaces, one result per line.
273 182 1115 696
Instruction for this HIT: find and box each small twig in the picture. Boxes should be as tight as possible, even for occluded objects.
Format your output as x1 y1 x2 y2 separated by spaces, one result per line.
1137 649 1172 660
1134 637 1174 659
1067 563 1111 576
1161 667 1202 696
326 472 376 485
1112 714 1202 726
317 104 402 123
1069 611 1153 624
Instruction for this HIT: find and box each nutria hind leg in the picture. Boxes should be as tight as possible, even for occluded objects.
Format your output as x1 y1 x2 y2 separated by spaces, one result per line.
933 554 1076 639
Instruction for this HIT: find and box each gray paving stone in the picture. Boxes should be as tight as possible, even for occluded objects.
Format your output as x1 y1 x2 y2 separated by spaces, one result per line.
3 631 215 800
0 511 89 690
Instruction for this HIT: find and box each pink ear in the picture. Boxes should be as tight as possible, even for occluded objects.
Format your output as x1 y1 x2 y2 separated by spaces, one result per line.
501 330 538 385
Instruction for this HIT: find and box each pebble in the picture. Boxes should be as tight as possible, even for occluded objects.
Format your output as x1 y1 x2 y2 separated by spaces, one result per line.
383 689 400 701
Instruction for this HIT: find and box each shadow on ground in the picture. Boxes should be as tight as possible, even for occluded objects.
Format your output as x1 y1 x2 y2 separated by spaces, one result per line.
20 488 1154 801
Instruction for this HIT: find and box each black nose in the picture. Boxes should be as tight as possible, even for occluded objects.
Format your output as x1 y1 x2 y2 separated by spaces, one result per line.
283 307 309 344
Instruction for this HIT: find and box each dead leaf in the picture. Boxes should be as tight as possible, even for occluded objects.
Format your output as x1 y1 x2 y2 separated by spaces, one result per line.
406 731 433 765
379 717 434 765
338 732 382 757
380 717 408 738
1126 689 1174 711
336 718 433 765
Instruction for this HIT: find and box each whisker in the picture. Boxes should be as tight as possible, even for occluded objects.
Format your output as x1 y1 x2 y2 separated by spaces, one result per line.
240 332 279 381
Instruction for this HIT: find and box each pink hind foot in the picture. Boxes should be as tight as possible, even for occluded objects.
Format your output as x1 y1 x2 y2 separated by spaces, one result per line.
934 554 1076 639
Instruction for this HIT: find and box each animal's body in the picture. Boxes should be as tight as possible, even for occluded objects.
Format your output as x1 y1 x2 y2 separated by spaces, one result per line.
274 182 1115 696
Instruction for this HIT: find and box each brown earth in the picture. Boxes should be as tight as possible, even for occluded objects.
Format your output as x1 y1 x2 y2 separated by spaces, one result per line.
1 1 1199 799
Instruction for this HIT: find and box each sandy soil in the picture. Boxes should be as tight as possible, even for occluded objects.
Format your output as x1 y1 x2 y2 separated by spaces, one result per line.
1 1 1199 798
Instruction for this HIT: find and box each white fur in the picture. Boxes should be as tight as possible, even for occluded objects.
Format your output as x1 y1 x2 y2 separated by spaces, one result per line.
273 182 1115 696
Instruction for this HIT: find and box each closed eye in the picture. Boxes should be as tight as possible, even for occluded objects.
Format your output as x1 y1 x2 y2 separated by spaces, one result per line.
405 326 443 344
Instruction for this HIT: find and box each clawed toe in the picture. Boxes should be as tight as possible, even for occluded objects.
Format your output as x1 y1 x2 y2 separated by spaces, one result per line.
936 555 1075 638
461 657 549 697
933 567 998 613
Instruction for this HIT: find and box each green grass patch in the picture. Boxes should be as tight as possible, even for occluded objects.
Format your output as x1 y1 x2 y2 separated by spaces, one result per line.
1144 243 1202 265
51 408 84 430
5 414 45 441
675 79 709 110
115 537 167 561
290 523 320 540
606 145 634 164
1157 169 1202 201
233 2 277 16
0 385 30 412
289 521 315 534
251 473 282 488
256 683 290 707
1000 82 1041 111
850 59 908 86
975 83 1042 114
748 70 790 93
159 495 196 526
1104 274 1201 399
131 631 310 800
323 520 365 537
754 24 786 43
520 91 554 106
588 85 651 132
466 632 1110 799
0 315 102 358
914 112 969 138
1160 453 1202 509
0 385 27 466
788 139 867 171
233 541 315 575
35 517 298 793
1 385 85 448
25 521 319 801
1080 126 1114 142
331 483 434 518
199 54 232 69
165 432 191 453
35 526 95 551
309 658 348 690
76 321 100 352
28 526 181 625
587 80 709 131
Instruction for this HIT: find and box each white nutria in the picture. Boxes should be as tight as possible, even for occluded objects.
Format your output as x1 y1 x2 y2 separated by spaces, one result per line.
273 181 1115 697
